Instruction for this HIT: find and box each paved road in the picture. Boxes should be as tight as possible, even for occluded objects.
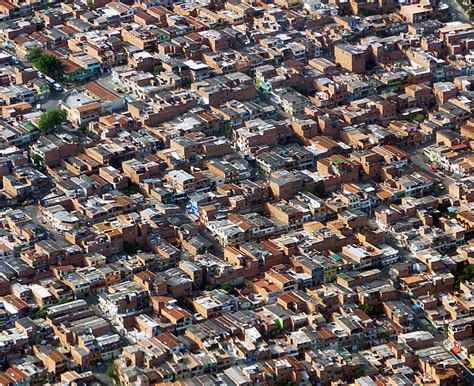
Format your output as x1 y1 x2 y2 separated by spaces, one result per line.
411 152 448 182
198 227 224 258
0 45 69 112
40 90 69 111
412 313 445 342
442 0 471 22
97 74 117 92
406 145 451 190
24 203 69 245
443 340 474 384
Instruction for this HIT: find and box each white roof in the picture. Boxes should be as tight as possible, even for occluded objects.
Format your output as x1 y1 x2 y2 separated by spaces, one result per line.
183 60 209 71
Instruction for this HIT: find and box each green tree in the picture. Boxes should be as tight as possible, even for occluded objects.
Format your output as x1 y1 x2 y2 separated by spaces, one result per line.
119 182 141 196
30 152 44 166
291 85 311 96
358 9 373 17
106 361 120 385
29 47 43 62
33 54 64 80
412 113 425 123
36 308 48 319
220 282 237 295
305 180 325 197
268 324 283 339
153 65 164 75
357 303 375 316
457 264 474 285
221 122 234 140
123 241 141 255
38 108 67 132
177 296 193 311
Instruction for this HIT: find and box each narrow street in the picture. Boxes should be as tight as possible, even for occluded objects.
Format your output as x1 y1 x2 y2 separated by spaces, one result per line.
443 0 471 22
443 340 474 384
40 89 70 111
406 144 451 189
198 227 224 258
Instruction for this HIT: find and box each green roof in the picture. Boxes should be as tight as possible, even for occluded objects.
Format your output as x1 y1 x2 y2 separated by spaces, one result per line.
332 158 343 165
22 122 38 132
338 273 353 281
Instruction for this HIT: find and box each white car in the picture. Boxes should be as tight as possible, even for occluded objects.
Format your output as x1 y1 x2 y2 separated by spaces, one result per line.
53 83 63 92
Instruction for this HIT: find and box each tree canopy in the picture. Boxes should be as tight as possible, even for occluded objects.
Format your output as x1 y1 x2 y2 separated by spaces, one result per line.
29 48 43 62
458 265 474 283
38 108 67 132
412 113 425 123
153 65 164 75
30 49 64 80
